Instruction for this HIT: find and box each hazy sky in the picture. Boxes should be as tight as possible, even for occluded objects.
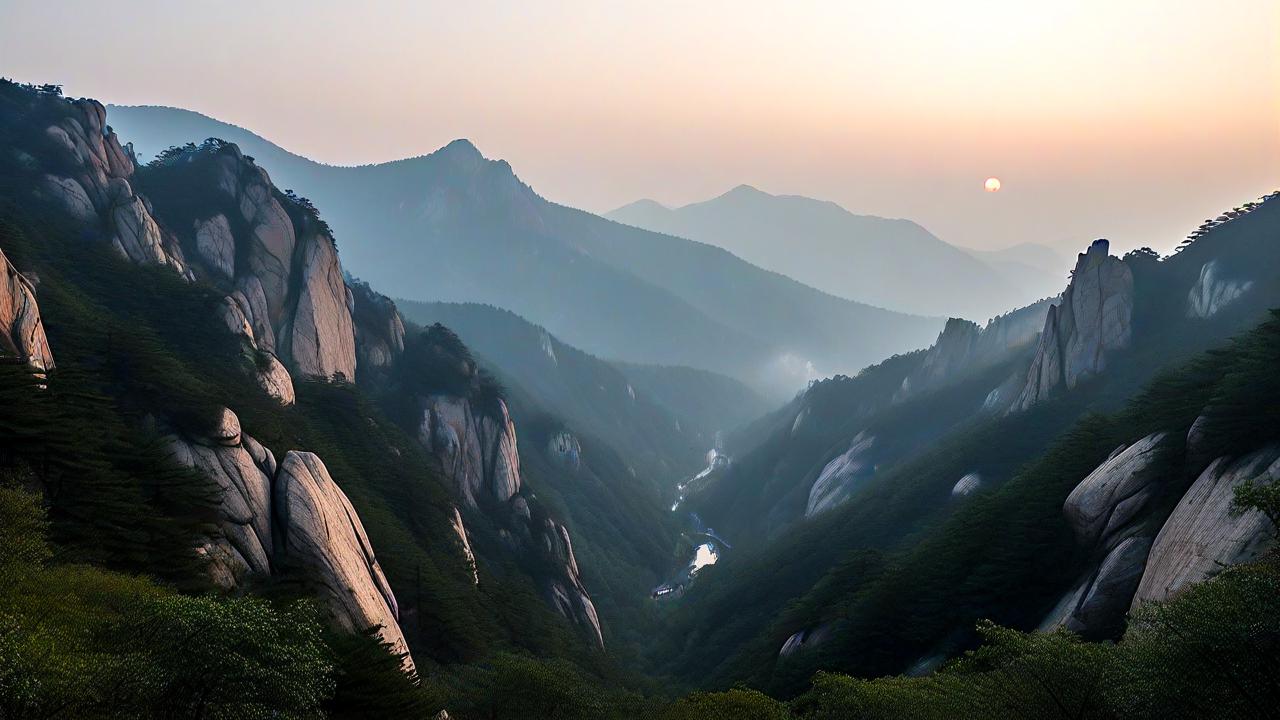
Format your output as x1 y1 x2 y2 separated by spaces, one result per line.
3 1 1277 255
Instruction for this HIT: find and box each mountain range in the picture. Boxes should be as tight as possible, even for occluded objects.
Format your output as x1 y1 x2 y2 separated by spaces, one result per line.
608 186 1067 318
1 78 1277 719
104 105 943 398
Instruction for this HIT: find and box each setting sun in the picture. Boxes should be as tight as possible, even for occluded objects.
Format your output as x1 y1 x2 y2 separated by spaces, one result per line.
984 177 1002 192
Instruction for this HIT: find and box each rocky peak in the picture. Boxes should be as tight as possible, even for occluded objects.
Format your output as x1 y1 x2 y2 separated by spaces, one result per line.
1013 239 1133 411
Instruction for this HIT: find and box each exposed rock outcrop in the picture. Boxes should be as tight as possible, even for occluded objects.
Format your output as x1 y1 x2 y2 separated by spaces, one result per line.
415 392 603 647
951 473 982 497
0 248 55 371
1065 536 1151 638
39 99 192 279
548 431 582 471
806 431 875 517
194 214 236 280
1063 433 1168 548
168 421 274 583
1043 433 1167 637
448 508 479 585
543 519 604 648
274 451 412 668
167 409 414 672
1014 240 1132 411
419 395 522 508
285 233 356 380
779 622 834 659
351 280 406 373
1132 446 1280 608
897 300 1052 405
1187 260 1252 319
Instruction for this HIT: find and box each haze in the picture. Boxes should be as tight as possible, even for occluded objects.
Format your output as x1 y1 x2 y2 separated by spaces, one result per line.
3 0 1276 255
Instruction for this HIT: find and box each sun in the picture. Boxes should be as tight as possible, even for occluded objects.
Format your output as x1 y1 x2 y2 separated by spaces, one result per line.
984 177 1002 192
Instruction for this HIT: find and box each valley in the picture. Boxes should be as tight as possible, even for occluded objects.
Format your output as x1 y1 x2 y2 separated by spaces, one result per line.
0 64 1277 720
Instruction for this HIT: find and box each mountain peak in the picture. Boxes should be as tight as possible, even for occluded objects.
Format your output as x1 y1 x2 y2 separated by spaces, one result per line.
437 138 483 160
721 184 769 200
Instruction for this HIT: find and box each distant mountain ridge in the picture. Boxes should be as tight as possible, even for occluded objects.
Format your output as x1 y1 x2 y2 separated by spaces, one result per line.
608 185 1067 318
107 105 943 398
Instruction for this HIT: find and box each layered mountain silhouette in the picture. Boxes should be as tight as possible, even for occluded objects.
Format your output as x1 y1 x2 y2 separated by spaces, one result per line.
106 106 942 398
608 186 1068 318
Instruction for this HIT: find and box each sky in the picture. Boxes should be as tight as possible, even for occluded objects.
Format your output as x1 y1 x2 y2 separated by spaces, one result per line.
3 0 1277 256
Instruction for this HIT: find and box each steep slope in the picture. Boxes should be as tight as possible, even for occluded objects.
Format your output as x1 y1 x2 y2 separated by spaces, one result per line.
396 299 766 469
647 189 1280 694
608 185 1036 319
106 105 942 396
1 82 643 700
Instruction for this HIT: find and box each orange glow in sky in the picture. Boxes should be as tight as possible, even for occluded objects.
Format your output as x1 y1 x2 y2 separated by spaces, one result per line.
2 0 1276 255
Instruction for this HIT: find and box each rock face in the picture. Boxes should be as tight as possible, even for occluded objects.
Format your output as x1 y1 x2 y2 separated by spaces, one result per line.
415 392 603 647
1065 536 1152 638
907 318 981 392
285 234 356 380
1014 240 1133 411
778 622 834 659
1187 260 1252 319
448 507 479 585
547 431 582 471
198 143 357 382
1044 433 1167 637
39 99 192 279
351 281 406 373
0 248 55 371
897 300 1052 404
274 451 411 667
166 409 414 672
419 395 522 508
806 432 875 517
951 473 982 497
1132 446 1280 608
542 519 604 648
167 422 274 583
1063 433 1168 548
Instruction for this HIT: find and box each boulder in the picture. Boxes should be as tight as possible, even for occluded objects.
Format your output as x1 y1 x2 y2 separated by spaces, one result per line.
1187 260 1251 319
1063 432 1167 548
1014 240 1132 410
1132 446 1280 609
806 432 875 517
0 249 55 372
273 451 414 672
